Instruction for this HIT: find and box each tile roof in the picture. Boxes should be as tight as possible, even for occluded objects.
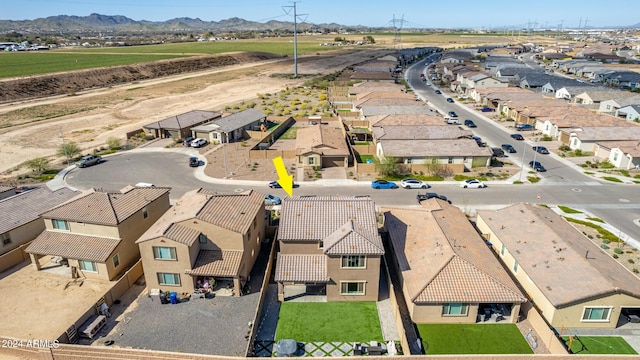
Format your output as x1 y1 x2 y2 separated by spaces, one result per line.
274 254 327 282
576 89 636 102
0 185 14 194
353 91 415 101
278 196 379 244
323 220 384 256
143 110 220 130
295 125 350 156
137 189 263 244
350 72 396 81
190 108 266 133
596 141 640 157
368 114 445 127
163 223 201 246
0 187 79 235
42 187 170 225
477 203 640 307
354 98 423 108
384 204 525 304
349 83 404 94
380 139 493 157
568 126 640 141
362 106 430 117
373 125 472 140
185 250 243 277
26 231 120 262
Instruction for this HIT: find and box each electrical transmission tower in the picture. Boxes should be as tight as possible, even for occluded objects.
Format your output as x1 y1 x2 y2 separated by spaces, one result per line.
282 2 308 78
390 14 407 49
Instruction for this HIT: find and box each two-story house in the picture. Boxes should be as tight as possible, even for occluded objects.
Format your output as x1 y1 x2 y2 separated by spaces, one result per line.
136 189 265 296
274 196 384 302
25 186 171 281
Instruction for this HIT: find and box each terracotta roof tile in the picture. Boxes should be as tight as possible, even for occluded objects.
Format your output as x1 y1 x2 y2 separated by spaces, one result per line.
164 223 201 246
185 250 242 277
323 220 384 255
274 254 327 282
295 125 350 157
26 231 120 262
0 187 79 234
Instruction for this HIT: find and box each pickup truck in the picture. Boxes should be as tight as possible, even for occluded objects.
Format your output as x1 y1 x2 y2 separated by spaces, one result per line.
77 155 102 168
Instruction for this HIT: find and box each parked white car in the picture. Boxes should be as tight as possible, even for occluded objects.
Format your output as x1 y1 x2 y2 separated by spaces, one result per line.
459 179 487 189
400 178 430 189
190 138 208 148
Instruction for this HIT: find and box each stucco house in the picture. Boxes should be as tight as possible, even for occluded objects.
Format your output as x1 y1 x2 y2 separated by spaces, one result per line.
26 186 170 281
295 124 350 168
190 108 267 144
136 189 265 296
274 196 384 302
563 126 640 152
594 141 640 169
0 187 79 256
598 95 640 114
384 201 526 324
615 105 640 122
143 110 221 139
477 203 640 329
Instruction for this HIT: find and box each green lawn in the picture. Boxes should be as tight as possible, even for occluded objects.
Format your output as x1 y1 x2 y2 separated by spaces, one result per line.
357 154 374 163
417 324 533 355
279 126 298 139
276 302 383 342
562 336 637 355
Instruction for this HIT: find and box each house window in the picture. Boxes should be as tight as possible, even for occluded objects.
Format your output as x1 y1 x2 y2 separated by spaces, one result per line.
253 218 257 229
152 246 177 260
340 282 365 295
157 273 181 286
143 207 149 219
500 244 506 256
1 233 10 246
112 254 120 267
613 153 618 161
582 307 612 322
308 157 315 165
79 260 97 272
52 219 69 231
199 234 207 244
318 241 324 249
406 158 413 164
513 260 519 274
442 303 468 316
448 157 454 164
342 255 366 268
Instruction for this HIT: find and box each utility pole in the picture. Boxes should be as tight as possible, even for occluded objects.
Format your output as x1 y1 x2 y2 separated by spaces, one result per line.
282 2 307 78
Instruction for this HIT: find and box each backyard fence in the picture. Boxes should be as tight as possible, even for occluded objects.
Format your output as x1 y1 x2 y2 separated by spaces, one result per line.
0 243 31 273
520 302 568 354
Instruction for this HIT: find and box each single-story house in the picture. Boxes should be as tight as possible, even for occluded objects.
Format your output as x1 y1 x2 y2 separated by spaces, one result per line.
563 126 640 152
594 141 640 169
295 124 350 168
143 110 221 139
190 108 267 144
615 105 640 122
477 203 640 329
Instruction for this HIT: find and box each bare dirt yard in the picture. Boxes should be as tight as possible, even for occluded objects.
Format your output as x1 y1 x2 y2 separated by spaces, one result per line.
0 48 391 182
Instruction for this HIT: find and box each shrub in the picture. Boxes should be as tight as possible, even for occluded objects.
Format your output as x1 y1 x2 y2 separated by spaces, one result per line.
613 253 618 258
628 259 635 264
633 268 639 274
107 137 121 150
603 176 623 183
600 244 609 249
559 145 571 151
614 248 623 254
602 238 611 244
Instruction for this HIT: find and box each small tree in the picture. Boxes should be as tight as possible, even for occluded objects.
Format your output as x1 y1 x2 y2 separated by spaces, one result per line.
107 137 121 150
363 35 375 44
373 156 400 177
58 141 81 159
25 157 49 174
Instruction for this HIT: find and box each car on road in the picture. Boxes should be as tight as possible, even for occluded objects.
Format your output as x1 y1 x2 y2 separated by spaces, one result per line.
268 181 300 189
448 111 458 117
446 97 454 103
459 179 487 189
501 144 517 153
371 180 398 189
78 155 102 168
491 148 505 157
189 157 199 167
435 89 442 94
464 119 477 127
190 138 208 148
532 146 549 154
516 124 534 131
529 160 546 172
471 135 486 147
416 192 451 204
446 117 460 125
510 133 525 141
264 194 282 205
400 178 430 189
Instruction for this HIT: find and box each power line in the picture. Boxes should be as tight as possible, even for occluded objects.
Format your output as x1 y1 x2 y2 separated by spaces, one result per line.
389 14 407 49
282 1 307 78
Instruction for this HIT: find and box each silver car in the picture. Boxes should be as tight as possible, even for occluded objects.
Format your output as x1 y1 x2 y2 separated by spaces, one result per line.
400 178 430 189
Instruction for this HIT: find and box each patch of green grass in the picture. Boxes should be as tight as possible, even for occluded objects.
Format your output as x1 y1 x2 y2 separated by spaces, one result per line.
357 154 374 163
564 217 620 243
558 205 582 214
603 176 623 183
562 336 637 354
513 180 523 184
587 217 605 223
418 324 532 355
527 176 540 183
279 127 298 139
454 174 488 181
276 302 382 342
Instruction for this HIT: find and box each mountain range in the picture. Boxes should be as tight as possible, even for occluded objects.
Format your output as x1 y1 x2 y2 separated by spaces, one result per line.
0 13 371 33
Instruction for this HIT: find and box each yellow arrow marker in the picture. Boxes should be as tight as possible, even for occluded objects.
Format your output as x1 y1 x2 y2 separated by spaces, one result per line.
273 156 293 197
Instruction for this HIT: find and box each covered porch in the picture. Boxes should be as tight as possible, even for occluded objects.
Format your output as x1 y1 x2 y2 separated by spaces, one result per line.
274 254 329 302
185 249 244 297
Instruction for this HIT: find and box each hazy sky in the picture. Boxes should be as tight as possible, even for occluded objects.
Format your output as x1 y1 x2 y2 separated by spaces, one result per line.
3 0 638 29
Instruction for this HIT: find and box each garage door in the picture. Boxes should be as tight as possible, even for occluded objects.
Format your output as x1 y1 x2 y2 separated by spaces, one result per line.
322 157 344 168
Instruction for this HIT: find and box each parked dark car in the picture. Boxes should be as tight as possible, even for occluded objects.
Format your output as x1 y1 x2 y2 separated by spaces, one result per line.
183 136 194 146
516 124 534 131
529 160 547 172
491 147 505 157
464 119 477 127
533 146 550 154
78 155 102 168
435 89 442 94
480 107 495 112
501 144 517 153
446 97 454 103
510 133 525 141
417 192 451 204
471 135 486 147
269 181 300 189
189 157 199 167
448 111 458 117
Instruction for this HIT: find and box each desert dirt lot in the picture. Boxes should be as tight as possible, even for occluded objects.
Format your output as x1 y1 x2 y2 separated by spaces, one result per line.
0 48 391 181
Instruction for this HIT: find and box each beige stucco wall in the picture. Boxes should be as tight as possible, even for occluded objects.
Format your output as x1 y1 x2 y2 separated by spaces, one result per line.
410 302 480 324
67 258 109 280
279 241 323 255
326 255 380 302
1 219 44 255
139 238 194 293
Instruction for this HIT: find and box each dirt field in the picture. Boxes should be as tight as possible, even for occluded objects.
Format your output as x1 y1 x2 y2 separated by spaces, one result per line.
0 48 391 181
